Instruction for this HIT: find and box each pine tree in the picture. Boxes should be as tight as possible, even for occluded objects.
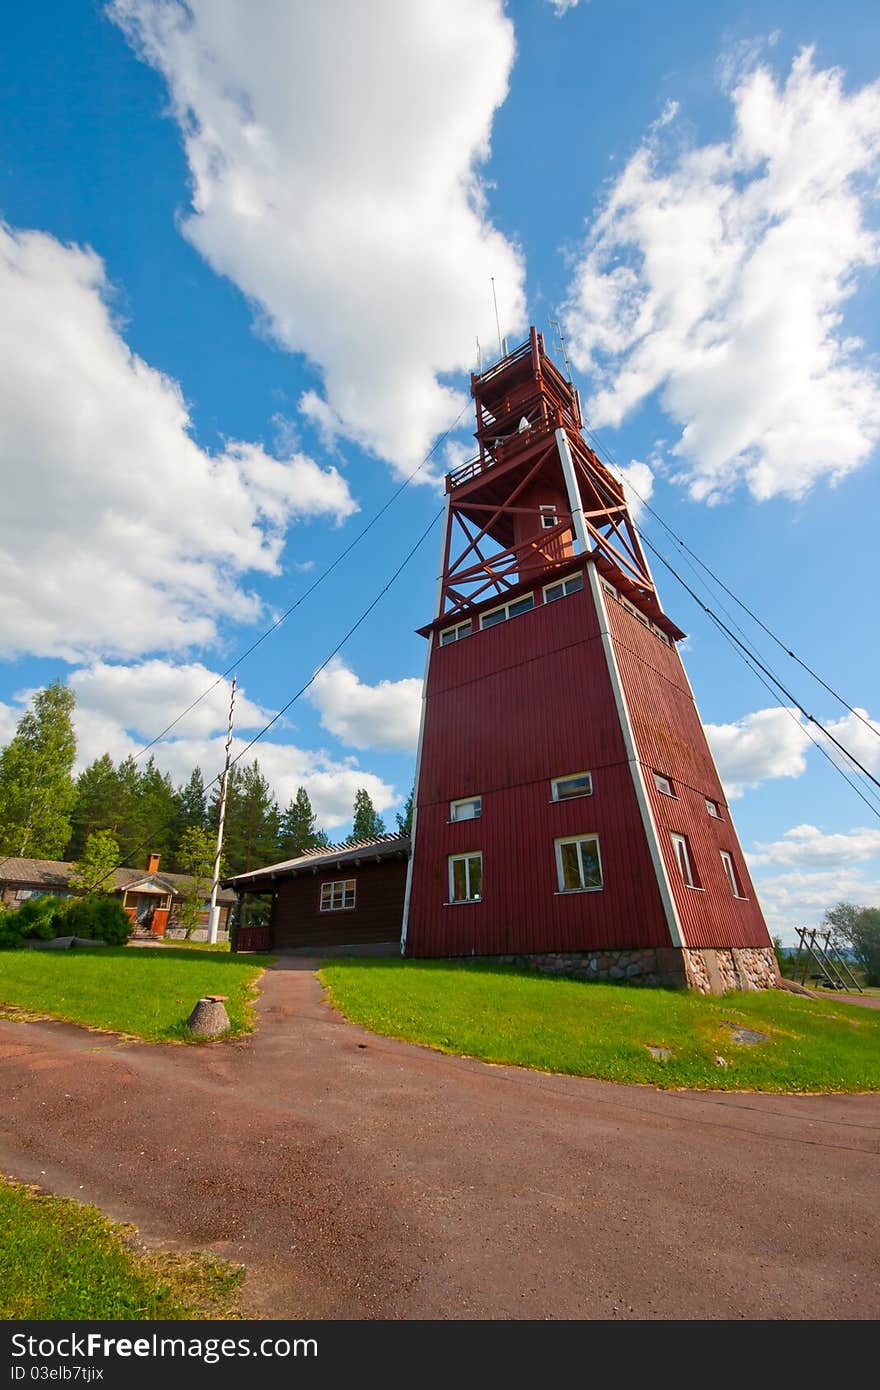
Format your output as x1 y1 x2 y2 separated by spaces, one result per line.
349 788 385 843
0 680 77 859
176 767 207 835
279 786 321 858
132 756 178 868
67 754 120 859
212 760 280 875
396 787 414 836
113 756 143 862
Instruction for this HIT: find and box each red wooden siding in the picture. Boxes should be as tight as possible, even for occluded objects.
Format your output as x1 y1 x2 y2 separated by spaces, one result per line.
606 592 771 949
406 581 673 956
271 858 406 950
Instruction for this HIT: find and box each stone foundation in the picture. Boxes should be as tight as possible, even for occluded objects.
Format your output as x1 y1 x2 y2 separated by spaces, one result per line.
463 945 779 994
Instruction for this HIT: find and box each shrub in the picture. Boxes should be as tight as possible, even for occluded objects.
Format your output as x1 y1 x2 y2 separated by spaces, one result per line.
63 897 130 946
0 894 130 948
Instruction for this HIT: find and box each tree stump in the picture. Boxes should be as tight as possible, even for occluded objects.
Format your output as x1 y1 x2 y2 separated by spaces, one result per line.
187 994 230 1037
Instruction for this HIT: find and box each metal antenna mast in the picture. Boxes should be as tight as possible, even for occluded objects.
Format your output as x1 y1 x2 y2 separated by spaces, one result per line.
207 674 236 944
548 317 574 383
491 277 503 357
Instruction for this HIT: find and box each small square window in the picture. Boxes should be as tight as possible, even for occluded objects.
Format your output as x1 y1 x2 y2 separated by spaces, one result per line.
653 772 675 797
451 796 482 822
706 798 722 819
555 835 603 893
507 594 535 618
449 852 482 903
551 772 593 801
320 878 356 911
540 505 558 530
671 833 698 888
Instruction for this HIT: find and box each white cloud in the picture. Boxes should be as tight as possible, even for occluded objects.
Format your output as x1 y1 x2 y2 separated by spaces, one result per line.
750 823 880 867
705 706 811 798
751 865 880 940
67 661 272 741
563 49 880 503
308 655 421 752
613 459 653 519
0 703 19 745
0 224 355 661
823 708 880 776
111 0 527 476
546 0 583 14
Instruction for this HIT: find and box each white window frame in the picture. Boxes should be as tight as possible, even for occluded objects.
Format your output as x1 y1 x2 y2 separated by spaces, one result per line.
670 833 699 889
448 852 483 904
450 795 482 822
439 618 472 647
705 798 722 819
653 772 675 797
319 878 356 912
720 850 745 898
539 504 558 530
479 593 535 630
551 771 593 802
554 834 603 894
543 572 585 604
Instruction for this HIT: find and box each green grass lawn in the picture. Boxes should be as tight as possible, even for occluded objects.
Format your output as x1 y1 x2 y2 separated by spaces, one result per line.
0 947 273 1041
320 959 880 1093
0 1180 241 1319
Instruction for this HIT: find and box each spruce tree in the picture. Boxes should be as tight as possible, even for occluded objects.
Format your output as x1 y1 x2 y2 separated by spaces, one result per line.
0 680 77 859
349 788 385 843
212 760 280 875
396 787 414 836
67 753 120 859
70 830 120 895
279 786 320 858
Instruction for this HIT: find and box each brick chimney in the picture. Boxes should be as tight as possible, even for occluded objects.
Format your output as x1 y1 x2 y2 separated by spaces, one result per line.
147 853 161 875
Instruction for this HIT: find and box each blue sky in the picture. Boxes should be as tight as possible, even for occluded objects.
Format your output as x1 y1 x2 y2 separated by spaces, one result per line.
1 0 879 939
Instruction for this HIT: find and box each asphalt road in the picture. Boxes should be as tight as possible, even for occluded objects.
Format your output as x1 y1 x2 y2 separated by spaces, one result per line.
1 959 878 1320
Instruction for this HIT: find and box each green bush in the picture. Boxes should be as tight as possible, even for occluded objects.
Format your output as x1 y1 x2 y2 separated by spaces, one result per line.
63 897 130 946
0 894 130 948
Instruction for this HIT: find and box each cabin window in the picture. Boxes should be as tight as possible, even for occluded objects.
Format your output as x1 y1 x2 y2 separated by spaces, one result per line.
319 878 356 912
439 619 472 647
551 771 593 801
653 772 675 797
671 833 698 888
480 594 535 630
555 835 603 893
544 572 585 603
540 504 558 530
706 798 722 819
448 853 482 903
450 796 482 822
720 850 745 898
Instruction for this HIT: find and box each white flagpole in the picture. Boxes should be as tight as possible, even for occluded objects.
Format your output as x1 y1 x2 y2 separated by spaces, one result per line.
207 674 236 944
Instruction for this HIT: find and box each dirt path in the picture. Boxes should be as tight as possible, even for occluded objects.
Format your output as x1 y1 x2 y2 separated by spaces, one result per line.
1 959 878 1320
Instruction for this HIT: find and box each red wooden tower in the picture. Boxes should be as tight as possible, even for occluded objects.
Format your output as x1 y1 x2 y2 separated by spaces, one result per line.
402 329 776 992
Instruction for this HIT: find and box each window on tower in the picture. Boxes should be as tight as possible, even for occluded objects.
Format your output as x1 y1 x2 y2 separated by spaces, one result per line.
479 593 535 629
653 772 675 797
539 504 558 530
551 771 593 801
439 618 472 646
555 835 603 893
706 798 722 819
448 852 482 903
670 833 699 889
450 796 481 822
720 850 745 898
544 573 585 603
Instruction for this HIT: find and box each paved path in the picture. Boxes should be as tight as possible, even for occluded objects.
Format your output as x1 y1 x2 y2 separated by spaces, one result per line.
1 960 878 1320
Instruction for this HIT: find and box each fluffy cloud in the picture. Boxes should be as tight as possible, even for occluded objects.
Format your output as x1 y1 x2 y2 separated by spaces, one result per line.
705 706 811 798
823 709 880 776
750 823 880 867
546 0 583 13
614 459 653 520
0 225 355 661
563 49 880 502
3 665 398 831
751 866 880 940
111 0 527 476
308 655 421 752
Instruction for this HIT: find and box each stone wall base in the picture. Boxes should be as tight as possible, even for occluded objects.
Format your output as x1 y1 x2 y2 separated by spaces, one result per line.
462 945 779 994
